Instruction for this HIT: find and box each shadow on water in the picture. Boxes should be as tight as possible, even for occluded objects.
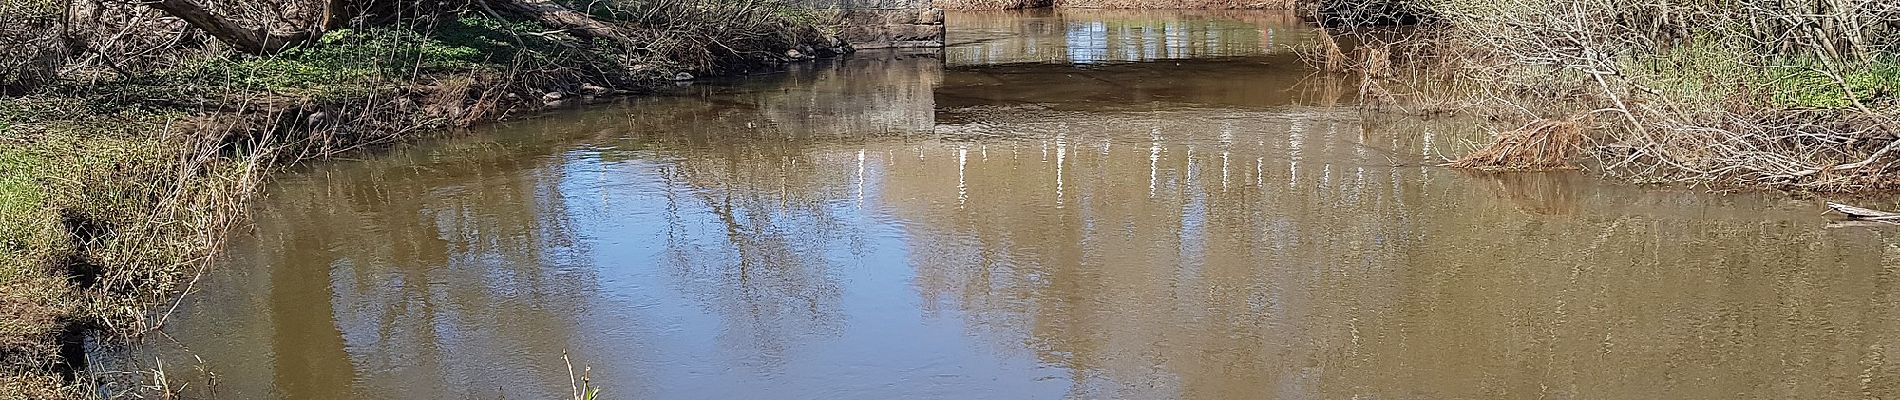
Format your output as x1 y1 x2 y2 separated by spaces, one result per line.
130 8 1900 400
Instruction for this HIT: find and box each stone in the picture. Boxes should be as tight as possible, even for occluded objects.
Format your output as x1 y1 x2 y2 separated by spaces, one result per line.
917 8 944 24
542 91 565 102
786 49 809 60
800 1 943 50
886 23 944 41
579 84 610 96
672 72 695 81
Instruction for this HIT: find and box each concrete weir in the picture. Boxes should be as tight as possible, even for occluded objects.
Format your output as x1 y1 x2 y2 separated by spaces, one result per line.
796 0 947 48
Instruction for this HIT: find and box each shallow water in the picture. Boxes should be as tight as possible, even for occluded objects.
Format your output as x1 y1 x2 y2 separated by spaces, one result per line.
146 9 1900 400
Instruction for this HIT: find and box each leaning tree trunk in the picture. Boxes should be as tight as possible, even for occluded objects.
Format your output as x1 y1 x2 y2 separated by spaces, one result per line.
144 0 632 55
478 0 632 44
144 0 322 54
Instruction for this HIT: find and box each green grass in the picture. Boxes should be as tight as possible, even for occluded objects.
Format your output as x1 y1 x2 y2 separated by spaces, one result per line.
1767 60 1900 109
1620 44 1900 111
135 14 590 102
0 94 191 397
0 151 57 290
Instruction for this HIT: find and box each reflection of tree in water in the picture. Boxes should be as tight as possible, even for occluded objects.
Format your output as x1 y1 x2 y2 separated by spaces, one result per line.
883 108 1900 399
594 52 941 371
650 128 855 367
231 49 946 391
945 9 1312 66
246 131 595 398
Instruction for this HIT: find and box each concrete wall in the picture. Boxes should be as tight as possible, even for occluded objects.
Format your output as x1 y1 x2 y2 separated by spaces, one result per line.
793 0 946 49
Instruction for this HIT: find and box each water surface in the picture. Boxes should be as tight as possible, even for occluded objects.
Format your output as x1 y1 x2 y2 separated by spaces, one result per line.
149 9 1900 400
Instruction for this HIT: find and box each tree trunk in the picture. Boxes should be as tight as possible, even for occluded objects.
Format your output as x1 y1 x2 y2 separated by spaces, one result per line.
144 0 630 54
144 0 319 54
320 0 353 31
479 0 632 45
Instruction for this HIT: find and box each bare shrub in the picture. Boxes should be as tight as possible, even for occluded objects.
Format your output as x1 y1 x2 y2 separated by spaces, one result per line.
1358 0 1900 189
0 1 68 92
603 0 842 73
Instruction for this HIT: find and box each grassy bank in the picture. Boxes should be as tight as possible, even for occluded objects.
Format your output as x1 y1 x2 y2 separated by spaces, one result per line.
0 0 841 397
1324 0 1899 190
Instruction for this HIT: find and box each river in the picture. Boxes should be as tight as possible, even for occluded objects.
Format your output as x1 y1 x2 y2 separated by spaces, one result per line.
141 8 1900 400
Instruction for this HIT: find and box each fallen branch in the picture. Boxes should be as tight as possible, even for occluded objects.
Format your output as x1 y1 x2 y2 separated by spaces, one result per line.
1827 202 1900 221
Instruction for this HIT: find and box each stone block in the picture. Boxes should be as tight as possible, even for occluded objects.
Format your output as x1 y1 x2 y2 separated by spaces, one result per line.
804 0 945 49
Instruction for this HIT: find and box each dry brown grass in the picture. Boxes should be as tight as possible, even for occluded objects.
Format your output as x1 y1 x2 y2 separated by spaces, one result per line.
1450 118 1588 171
2 372 67 400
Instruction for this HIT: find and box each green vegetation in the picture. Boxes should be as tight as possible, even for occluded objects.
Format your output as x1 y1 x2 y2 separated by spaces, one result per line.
1767 60 1900 109
0 0 843 397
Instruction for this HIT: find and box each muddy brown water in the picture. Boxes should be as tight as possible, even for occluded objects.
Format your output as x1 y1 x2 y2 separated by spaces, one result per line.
137 9 1900 400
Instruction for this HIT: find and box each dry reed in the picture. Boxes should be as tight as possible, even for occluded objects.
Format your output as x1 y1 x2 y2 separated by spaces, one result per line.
1450 118 1587 171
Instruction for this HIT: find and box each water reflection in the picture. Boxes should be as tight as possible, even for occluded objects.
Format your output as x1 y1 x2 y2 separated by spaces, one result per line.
148 9 1900 400
886 127 1900 398
161 127 599 399
946 9 1314 65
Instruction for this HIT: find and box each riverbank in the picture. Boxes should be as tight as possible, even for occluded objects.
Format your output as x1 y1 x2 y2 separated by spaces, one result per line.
0 1 844 397
128 9 1900 398
1322 0 1898 190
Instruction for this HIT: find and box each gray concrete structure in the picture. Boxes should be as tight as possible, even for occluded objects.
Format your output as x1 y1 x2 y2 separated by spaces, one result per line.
793 0 945 49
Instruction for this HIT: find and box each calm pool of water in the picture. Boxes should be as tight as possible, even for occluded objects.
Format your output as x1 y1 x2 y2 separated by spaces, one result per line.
142 9 1900 400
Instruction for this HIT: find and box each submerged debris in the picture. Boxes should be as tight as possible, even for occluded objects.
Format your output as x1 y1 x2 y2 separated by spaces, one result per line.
1828 202 1900 220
